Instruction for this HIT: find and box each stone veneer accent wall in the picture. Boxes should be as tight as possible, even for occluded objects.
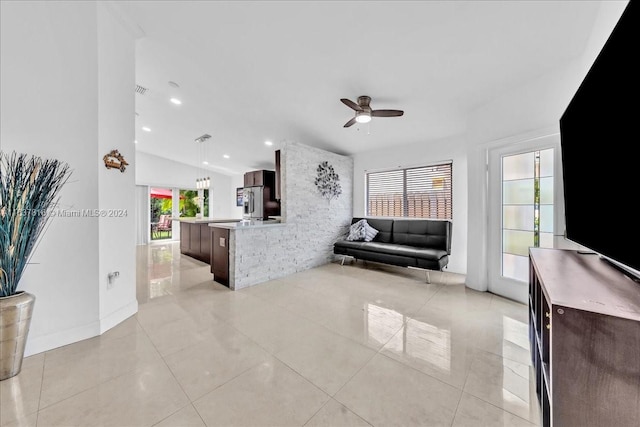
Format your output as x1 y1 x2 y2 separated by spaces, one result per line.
229 142 353 289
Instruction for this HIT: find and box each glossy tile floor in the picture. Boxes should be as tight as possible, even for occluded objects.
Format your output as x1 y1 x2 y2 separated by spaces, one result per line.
1 242 540 427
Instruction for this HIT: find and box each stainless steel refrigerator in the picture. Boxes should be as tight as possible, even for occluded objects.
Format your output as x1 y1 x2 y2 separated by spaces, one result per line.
242 186 280 220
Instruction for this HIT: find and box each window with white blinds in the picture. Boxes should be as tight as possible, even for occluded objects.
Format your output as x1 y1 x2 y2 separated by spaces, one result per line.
366 162 452 219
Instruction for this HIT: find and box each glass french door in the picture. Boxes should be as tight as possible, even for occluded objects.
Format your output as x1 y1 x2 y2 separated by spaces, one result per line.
488 134 562 303
150 187 173 241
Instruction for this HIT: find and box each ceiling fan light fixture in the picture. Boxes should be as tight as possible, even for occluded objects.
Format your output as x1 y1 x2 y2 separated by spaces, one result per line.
341 96 403 128
355 112 371 123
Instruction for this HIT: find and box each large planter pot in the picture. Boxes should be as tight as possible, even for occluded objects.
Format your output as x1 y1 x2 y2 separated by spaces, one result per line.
0 292 35 381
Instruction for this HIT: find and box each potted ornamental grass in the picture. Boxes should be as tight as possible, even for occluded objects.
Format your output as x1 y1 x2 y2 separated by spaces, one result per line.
0 151 70 380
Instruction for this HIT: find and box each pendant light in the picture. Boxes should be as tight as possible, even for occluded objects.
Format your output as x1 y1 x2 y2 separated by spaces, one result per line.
195 134 211 189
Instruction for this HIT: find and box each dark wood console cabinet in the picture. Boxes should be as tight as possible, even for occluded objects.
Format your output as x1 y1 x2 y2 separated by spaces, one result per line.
529 248 640 427
179 222 211 263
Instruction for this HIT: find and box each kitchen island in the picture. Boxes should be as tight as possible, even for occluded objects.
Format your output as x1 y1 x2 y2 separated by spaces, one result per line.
209 219 286 288
177 218 241 263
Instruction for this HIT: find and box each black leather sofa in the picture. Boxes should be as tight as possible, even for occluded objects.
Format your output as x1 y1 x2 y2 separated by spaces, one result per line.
334 217 452 280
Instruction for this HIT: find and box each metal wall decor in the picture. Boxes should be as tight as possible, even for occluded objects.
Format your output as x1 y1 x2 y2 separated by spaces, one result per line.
103 150 129 173
314 161 342 200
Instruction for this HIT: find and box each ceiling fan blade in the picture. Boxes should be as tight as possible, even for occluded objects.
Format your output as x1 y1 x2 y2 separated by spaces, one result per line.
372 109 404 117
343 117 357 128
341 98 362 111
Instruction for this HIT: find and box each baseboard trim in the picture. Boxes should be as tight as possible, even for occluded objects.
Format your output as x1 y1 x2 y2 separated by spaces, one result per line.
24 320 101 357
99 299 138 334
23 299 139 357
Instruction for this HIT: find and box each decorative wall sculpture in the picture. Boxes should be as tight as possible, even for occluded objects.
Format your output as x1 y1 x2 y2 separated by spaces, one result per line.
103 150 129 173
314 161 342 201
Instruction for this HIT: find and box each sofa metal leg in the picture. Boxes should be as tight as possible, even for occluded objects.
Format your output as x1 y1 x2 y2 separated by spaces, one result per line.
425 270 431 284
340 255 356 266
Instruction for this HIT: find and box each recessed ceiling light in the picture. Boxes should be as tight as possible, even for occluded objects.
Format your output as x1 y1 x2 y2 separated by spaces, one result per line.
134 140 138 144
264 140 273 146
202 161 209 165
142 126 151 132
223 154 230 159
170 98 182 105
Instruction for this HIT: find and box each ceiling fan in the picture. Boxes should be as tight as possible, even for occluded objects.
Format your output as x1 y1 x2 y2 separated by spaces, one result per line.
341 95 404 128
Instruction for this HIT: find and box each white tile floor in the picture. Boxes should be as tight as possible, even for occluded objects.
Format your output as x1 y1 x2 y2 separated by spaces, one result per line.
1 242 540 427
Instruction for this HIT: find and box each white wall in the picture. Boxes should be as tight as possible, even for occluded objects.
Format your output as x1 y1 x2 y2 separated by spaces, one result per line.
0 1 137 355
97 2 138 332
352 135 468 275
135 185 150 245
466 1 628 147
230 173 245 218
135 151 240 220
464 0 628 292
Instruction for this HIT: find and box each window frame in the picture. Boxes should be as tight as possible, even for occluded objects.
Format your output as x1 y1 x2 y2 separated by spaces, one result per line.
365 161 453 220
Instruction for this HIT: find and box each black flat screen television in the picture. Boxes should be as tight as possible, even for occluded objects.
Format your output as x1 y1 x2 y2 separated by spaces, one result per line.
560 0 639 280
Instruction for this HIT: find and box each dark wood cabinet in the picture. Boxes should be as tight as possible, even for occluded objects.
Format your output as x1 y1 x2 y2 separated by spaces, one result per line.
253 170 264 186
211 227 230 286
180 222 190 252
200 224 211 261
179 222 213 264
275 150 281 200
243 171 254 187
529 248 640 427
189 223 200 252
244 170 263 187
244 169 275 189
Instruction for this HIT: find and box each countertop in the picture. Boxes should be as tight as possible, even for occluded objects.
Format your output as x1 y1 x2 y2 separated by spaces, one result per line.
209 219 285 230
175 218 242 224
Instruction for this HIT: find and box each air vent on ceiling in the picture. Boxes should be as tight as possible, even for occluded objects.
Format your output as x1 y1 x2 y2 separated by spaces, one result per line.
195 134 211 143
135 84 148 95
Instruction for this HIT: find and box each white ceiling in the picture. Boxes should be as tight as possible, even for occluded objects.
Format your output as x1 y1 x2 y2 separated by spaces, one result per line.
118 1 605 176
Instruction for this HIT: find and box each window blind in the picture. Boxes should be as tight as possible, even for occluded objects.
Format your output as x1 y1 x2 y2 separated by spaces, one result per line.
366 163 452 219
